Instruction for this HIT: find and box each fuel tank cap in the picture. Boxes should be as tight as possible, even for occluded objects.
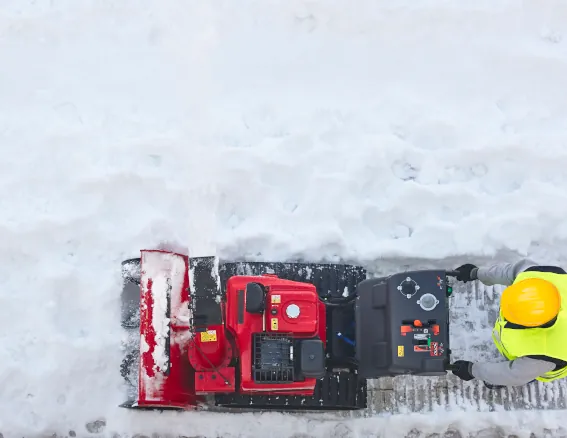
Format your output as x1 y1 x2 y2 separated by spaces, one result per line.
417 293 439 311
286 303 300 318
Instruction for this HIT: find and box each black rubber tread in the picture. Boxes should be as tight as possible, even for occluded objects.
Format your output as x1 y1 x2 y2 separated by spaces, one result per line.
190 256 223 330
217 261 367 301
121 258 141 284
214 371 367 411
121 258 141 328
119 328 140 403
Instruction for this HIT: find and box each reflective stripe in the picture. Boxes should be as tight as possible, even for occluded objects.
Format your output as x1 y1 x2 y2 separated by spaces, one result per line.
492 316 513 359
539 366 567 381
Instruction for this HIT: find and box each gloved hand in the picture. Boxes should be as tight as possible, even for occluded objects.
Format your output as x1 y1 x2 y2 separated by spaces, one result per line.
454 263 478 282
450 360 475 381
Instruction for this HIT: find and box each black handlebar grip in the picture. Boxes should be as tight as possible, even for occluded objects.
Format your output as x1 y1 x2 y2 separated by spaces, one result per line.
445 270 460 277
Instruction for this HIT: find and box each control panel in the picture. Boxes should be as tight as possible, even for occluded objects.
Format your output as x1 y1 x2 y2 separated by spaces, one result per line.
354 270 451 378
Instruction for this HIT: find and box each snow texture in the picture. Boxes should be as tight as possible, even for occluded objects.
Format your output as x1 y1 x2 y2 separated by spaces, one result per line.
143 252 172 375
138 251 186 401
2 0 567 437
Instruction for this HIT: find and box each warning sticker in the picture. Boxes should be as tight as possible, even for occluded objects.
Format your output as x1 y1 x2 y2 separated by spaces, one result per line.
398 345 404 357
271 294 281 304
430 342 440 356
271 318 278 330
200 330 217 342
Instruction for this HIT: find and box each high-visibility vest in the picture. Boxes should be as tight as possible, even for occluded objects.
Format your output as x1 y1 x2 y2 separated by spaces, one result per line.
492 269 567 382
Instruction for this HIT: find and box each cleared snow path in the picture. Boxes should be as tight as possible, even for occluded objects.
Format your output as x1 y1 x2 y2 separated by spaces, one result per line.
2 1 567 437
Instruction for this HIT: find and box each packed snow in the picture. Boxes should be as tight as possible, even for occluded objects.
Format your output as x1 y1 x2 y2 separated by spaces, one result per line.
2 0 567 437
138 250 187 400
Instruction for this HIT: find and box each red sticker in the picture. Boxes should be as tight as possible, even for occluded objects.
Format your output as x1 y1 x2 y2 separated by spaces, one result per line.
430 342 439 356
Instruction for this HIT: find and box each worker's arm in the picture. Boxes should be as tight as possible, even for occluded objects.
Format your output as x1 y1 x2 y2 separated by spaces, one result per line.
471 357 555 386
465 258 539 286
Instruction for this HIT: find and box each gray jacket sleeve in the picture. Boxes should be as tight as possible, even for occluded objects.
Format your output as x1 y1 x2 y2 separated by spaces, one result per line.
475 258 539 286
472 357 556 386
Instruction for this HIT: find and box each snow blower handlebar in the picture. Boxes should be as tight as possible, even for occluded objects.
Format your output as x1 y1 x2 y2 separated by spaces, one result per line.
444 270 460 278
443 270 465 374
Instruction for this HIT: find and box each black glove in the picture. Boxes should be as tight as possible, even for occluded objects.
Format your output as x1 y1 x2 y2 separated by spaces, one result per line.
454 264 478 282
450 360 475 381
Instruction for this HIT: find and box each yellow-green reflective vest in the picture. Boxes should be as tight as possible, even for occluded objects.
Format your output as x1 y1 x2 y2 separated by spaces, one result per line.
492 269 567 382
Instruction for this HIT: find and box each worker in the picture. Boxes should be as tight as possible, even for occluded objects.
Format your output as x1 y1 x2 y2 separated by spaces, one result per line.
449 259 567 388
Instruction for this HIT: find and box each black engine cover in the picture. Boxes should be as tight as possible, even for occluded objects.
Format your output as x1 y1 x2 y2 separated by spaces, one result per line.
354 270 450 378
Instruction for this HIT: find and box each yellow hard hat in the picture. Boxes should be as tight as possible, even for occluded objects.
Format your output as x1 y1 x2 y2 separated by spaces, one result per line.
501 278 561 327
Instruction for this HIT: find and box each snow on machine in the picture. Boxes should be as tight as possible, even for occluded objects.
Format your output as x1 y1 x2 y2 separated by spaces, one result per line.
119 249 457 411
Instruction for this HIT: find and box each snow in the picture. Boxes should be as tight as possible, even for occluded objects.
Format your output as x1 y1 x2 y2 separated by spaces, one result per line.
142 253 172 375
138 251 187 400
2 0 567 437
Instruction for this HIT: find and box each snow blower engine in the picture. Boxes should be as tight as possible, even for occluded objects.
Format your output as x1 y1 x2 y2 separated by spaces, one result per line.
120 250 456 411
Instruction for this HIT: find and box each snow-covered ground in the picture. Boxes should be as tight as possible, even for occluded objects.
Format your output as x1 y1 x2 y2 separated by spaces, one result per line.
2 0 567 437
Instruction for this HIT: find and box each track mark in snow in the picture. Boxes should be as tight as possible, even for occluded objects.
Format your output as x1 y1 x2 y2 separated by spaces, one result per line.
330 423 353 438
392 160 420 181
406 121 460 151
440 429 463 438
85 419 106 434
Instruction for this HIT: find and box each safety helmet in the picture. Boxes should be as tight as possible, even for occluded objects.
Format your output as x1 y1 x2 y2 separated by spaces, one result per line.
501 278 561 327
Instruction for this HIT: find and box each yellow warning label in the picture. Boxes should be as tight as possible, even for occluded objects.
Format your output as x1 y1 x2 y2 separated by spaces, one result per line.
398 345 404 357
271 294 281 304
271 318 278 330
200 330 217 342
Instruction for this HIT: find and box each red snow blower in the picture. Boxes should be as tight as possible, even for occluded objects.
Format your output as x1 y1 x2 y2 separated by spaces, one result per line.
120 249 456 411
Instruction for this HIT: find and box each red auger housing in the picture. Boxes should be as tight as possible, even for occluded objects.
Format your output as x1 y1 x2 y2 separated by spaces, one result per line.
120 249 454 412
